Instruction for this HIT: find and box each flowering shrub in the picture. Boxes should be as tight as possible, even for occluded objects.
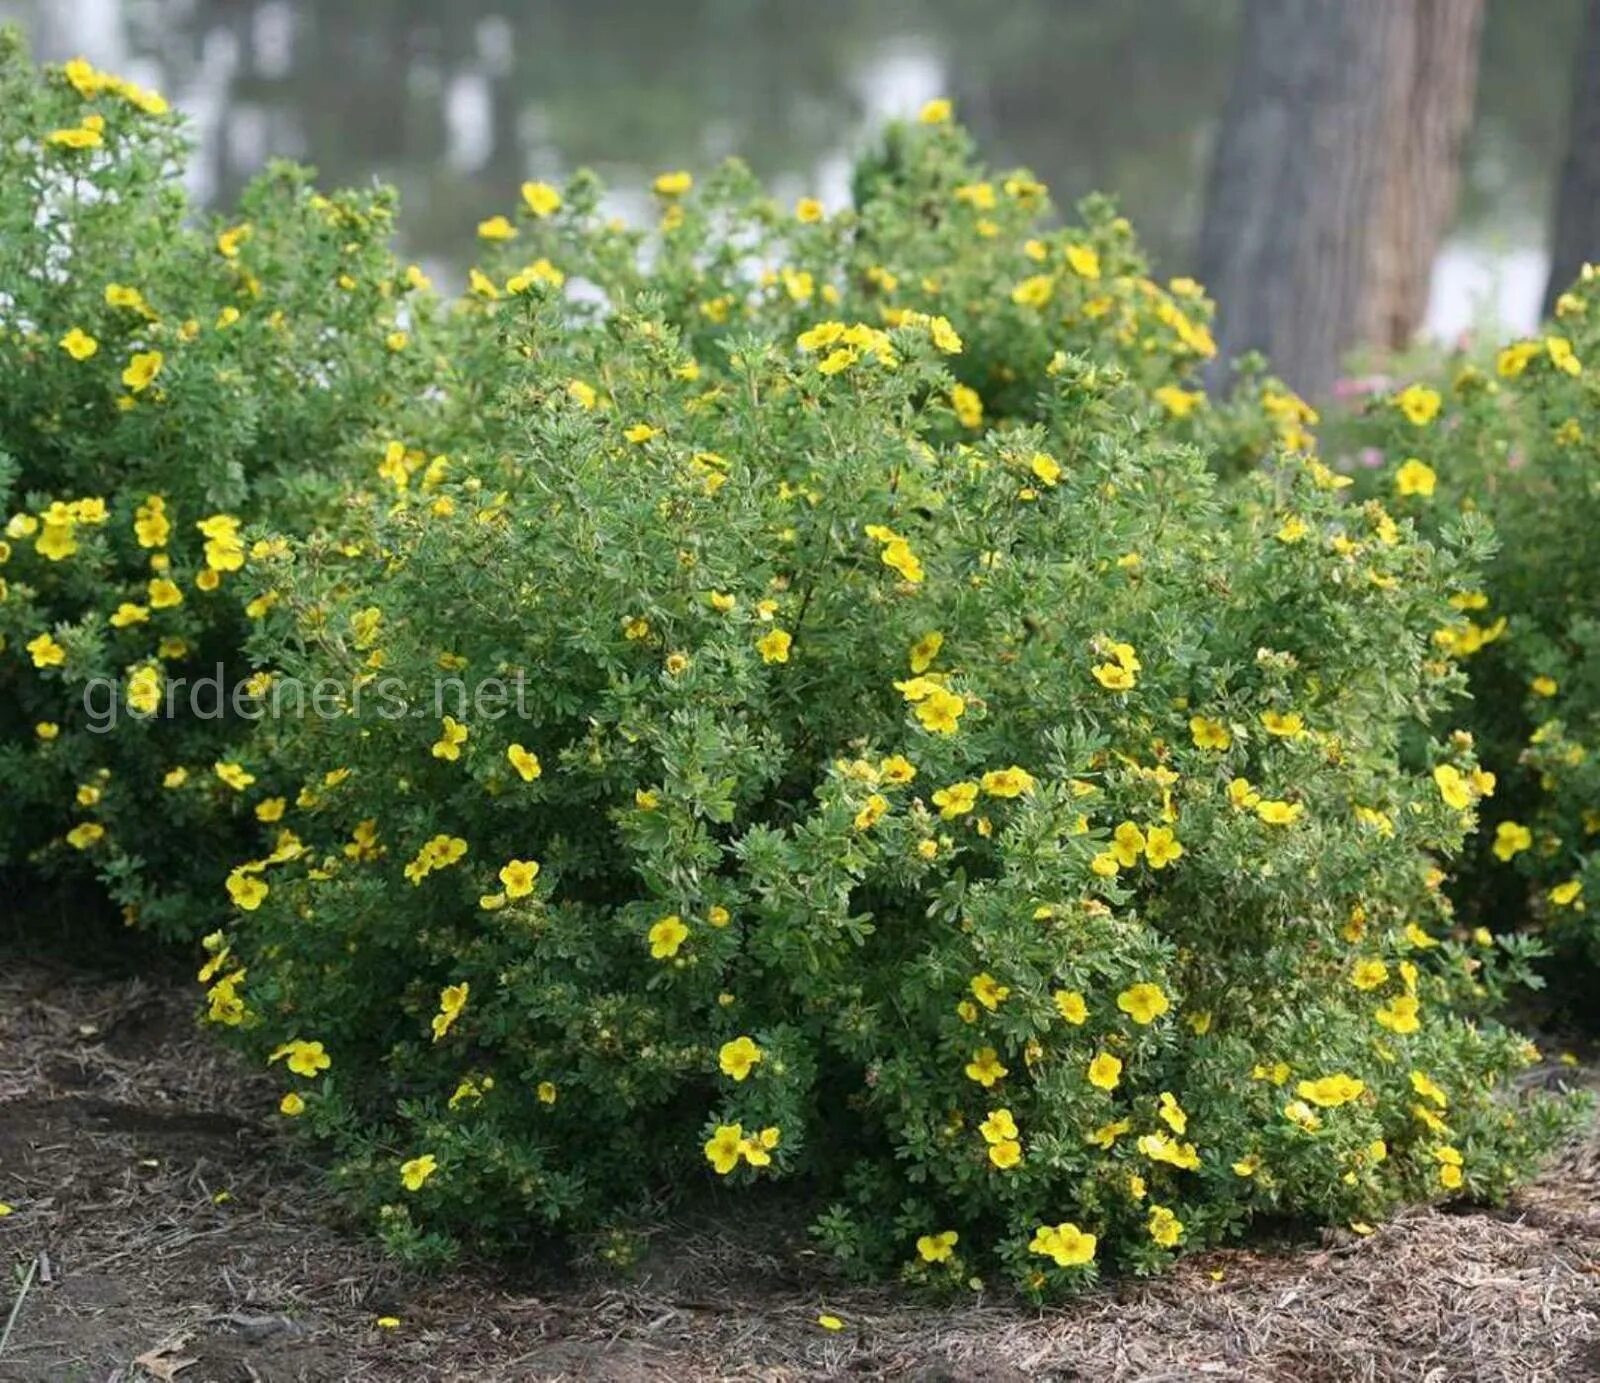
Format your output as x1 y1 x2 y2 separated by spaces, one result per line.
1329 276 1600 985
0 44 1578 1290
0 34 436 935
459 98 1219 447
204 209 1572 1287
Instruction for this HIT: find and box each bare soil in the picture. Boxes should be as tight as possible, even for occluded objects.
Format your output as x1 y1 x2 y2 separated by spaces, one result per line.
1 956 1597 1382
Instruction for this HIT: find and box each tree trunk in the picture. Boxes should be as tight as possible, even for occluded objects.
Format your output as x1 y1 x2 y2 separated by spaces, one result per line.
1545 0 1600 317
1198 0 1484 398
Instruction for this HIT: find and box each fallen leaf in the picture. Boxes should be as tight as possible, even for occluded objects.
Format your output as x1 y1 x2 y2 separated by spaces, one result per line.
133 1335 197 1380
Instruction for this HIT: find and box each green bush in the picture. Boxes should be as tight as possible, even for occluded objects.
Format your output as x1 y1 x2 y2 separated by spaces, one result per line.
0 44 1577 1293
206 166 1570 1288
0 34 437 936
1325 287 1600 985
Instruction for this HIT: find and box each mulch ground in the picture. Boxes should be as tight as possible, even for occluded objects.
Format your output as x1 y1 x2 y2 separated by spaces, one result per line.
1 954 1598 1382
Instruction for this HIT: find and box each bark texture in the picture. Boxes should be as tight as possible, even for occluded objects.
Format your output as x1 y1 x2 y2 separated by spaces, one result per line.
1545 0 1600 316
1199 0 1484 397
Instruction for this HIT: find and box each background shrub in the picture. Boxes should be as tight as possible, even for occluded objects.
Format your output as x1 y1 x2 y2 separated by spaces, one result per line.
0 34 437 936
1324 284 1600 991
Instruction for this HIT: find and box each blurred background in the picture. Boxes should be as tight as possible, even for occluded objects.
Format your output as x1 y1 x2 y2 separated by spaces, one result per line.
0 0 1582 371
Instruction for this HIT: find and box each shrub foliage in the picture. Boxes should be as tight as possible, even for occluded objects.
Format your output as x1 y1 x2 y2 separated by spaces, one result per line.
0 39 1583 1292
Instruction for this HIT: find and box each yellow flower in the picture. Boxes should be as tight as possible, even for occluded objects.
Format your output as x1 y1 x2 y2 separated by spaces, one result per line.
1189 716 1231 751
1497 340 1539 376
1011 274 1054 309
521 181 563 217
1375 993 1421 1034
718 1035 763 1081
1260 709 1304 738
648 914 689 959
1157 1091 1188 1133
978 1108 1018 1145
914 687 965 735
816 1314 845 1332
704 1122 744 1174
431 983 469 1041
1111 821 1146 867
499 858 540 899
1242 792 1296 826
215 761 256 791
1064 243 1101 279
1137 1132 1201 1169
918 97 952 124
1029 452 1062 487
1086 1117 1131 1149
652 170 693 197
950 384 983 429
1117 982 1170 1025
269 1038 331 1078
879 538 925 584
1295 1073 1365 1108
928 316 963 353
932 781 979 820
1350 957 1389 991
1395 458 1436 498
1144 826 1183 869
122 350 163 393
431 715 469 761
1028 1222 1096 1267
971 972 1010 1010
46 121 104 150
1410 1070 1448 1108
507 743 542 781
66 822 105 850
1087 1052 1122 1090
399 1154 438 1191
980 765 1034 798
1154 385 1204 418
567 379 598 409
879 754 917 785
477 214 517 241
964 1046 1007 1087
27 632 67 668
1276 515 1309 544
279 1092 305 1117
1550 879 1584 907
59 327 99 360
1053 990 1088 1025
1395 384 1441 425
126 664 163 714
1492 820 1532 861
1147 1205 1184 1248
225 869 268 911
916 1230 958 1263
134 496 170 547
1091 638 1140 690
537 1081 558 1105
1432 763 1473 811
753 628 792 665
1547 335 1582 376
988 1139 1022 1169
